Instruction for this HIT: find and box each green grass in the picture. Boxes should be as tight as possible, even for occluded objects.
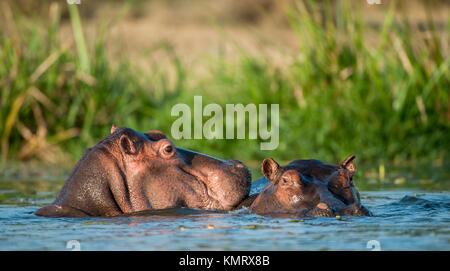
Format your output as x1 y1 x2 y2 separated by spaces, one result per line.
0 1 449 186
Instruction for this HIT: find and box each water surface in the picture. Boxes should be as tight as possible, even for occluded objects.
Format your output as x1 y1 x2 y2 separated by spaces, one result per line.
0 178 449 250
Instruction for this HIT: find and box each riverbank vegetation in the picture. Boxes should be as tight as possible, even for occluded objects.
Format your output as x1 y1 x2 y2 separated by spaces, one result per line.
0 1 448 188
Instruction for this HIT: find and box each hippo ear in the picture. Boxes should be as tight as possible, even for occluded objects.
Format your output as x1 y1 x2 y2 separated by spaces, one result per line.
119 134 137 155
111 124 118 134
341 154 356 177
146 130 167 141
262 158 280 181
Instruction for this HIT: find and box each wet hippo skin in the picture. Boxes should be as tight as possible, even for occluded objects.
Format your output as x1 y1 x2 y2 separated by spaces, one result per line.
244 156 371 217
35 125 251 217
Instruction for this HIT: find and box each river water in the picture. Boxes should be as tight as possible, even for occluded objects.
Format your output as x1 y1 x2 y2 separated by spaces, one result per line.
0 178 449 250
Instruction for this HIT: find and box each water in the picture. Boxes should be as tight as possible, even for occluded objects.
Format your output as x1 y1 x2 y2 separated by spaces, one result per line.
0 178 449 250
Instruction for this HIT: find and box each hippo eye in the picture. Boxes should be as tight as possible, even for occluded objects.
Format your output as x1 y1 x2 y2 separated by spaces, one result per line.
164 145 173 154
158 140 176 158
280 176 290 186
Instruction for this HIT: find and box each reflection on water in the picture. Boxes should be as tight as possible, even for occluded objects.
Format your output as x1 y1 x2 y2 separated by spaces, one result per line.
0 178 449 250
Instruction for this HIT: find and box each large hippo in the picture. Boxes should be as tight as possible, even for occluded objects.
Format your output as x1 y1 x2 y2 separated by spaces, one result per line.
244 156 371 217
35 126 251 217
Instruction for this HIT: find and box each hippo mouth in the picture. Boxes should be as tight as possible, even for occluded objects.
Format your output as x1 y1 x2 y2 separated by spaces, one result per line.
331 186 355 205
177 162 251 210
176 165 225 209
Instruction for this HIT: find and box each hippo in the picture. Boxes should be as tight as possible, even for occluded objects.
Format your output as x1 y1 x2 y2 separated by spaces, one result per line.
35 126 251 217
249 159 336 217
283 155 361 206
245 156 371 217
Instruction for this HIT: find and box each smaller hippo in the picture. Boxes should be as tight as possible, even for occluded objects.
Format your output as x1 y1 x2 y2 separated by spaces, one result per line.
249 158 371 217
287 155 360 206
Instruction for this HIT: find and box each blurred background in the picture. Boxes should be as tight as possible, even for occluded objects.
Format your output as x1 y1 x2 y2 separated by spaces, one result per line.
0 0 449 191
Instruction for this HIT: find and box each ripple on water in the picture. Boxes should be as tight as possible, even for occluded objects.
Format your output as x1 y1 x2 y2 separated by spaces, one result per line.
0 191 449 250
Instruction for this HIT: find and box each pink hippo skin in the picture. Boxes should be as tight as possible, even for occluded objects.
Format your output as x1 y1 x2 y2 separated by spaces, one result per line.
35 126 251 217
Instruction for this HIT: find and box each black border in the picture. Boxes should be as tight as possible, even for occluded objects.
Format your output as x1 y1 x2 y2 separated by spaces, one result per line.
0 251 445 270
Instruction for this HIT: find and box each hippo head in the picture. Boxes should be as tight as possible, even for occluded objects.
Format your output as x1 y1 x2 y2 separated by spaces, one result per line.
35 126 251 217
248 156 370 217
108 125 251 211
287 155 361 205
249 158 323 215
325 155 360 205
